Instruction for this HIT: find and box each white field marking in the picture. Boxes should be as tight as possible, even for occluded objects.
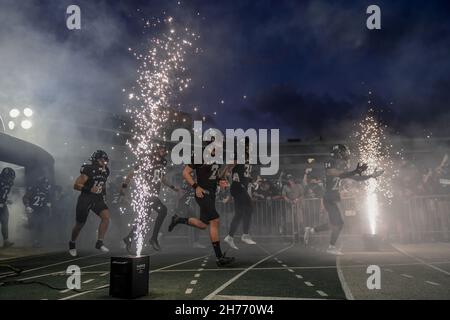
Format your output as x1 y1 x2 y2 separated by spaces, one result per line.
198 268 204 271
400 274 413 279
59 284 109 300
425 281 440 286
304 281 314 287
149 255 209 274
203 244 293 300
100 272 109 277
384 268 394 272
288 269 294 273
282 264 287 267
194 273 201 277
0 253 104 278
60 288 72 294
213 295 328 300
2 261 110 284
60 255 207 300
295 274 303 279
190 280 198 285
185 288 193 294
83 279 95 284
201 264 206 267
392 244 450 276
316 290 328 297
336 255 355 300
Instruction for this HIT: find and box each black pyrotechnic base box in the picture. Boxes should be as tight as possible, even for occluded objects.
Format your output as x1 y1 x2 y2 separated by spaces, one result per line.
109 255 149 299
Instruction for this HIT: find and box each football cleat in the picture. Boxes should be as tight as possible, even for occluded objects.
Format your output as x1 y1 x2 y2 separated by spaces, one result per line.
326 245 342 256
241 234 256 245
304 227 313 246
95 240 109 253
216 254 235 267
149 238 161 251
224 235 239 250
3 240 14 248
69 241 77 257
123 236 134 254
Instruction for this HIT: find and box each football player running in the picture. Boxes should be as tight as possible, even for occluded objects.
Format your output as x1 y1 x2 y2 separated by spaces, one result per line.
0 168 16 248
304 144 383 255
69 150 111 256
224 139 256 250
23 177 52 248
168 141 235 267
122 144 179 252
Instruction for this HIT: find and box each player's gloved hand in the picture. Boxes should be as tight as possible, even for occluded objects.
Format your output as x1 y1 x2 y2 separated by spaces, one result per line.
195 186 206 198
25 207 34 214
371 168 384 179
355 162 368 175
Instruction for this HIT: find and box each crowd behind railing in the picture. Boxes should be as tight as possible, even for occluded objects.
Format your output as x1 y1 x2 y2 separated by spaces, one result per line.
1 152 450 249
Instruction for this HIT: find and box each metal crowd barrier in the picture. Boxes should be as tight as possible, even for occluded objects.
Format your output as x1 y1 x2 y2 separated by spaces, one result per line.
164 194 450 245
392 195 450 243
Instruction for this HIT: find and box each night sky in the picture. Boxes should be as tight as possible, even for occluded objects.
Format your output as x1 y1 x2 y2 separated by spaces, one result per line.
1 0 450 141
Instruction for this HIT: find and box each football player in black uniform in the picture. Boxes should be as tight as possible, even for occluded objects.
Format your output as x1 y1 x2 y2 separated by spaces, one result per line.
0 168 15 248
304 144 383 255
177 174 205 249
224 141 256 250
23 176 52 248
69 150 111 256
122 145 179 252
168 142 235 267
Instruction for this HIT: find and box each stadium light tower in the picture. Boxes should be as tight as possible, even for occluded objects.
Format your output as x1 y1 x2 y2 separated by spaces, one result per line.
7 107 33 132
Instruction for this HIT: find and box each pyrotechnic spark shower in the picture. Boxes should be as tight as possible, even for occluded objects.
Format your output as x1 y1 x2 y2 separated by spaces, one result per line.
125 16 198 256
354 111 396 235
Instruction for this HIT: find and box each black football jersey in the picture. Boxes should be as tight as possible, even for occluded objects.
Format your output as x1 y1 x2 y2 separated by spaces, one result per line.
0 178 13 205
324 157 348 201
232 164 252 187
179 180 195 206
27 186 51 208
144 156 167 194
188 163 221 192
80 164 110 196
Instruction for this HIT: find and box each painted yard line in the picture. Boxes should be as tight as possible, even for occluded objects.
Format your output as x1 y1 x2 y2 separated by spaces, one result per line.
100 272 109 277
2 261 110 284
392 244 450 276
83 279 95 284
59 284 109 300
425 281 440 286
203 244 293 301
295 274 303 279
60 255 207 300
194 273 201 278
190 280 198 285
287 269 294 273
316 290 328 297
400 274 413 279
185 288 193 294
336 255 355 300
304 281 314 287
0 253 104 278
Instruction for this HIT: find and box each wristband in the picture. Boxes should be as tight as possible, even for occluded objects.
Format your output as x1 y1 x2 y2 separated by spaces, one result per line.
192 183 198 189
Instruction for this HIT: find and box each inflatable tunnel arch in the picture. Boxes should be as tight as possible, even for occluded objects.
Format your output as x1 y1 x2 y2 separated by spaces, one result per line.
0 132 55 186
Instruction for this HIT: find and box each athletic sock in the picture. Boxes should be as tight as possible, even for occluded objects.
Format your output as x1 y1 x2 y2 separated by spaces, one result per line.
212 241 223 259
178 217 189 224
